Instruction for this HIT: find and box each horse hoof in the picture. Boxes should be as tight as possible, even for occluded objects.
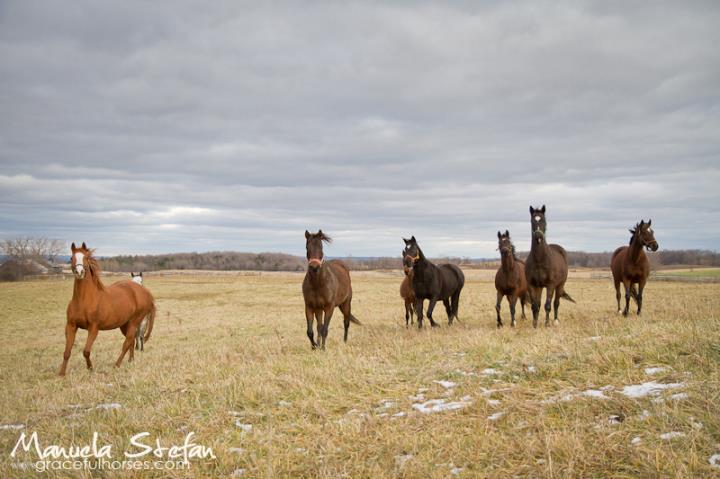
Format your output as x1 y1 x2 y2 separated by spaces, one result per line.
554 320 559 327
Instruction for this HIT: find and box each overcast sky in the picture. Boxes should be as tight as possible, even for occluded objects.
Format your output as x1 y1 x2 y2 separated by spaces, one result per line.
1 1 718 258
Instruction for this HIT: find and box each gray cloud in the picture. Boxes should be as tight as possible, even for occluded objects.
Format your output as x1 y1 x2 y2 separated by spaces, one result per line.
1 1 718 257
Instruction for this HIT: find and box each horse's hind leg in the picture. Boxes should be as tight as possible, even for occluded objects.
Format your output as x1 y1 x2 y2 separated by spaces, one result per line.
451 290 461 323
443 299 453 325
637 279 647 316
520 292 528 320
59 323 78 376
495 291 503 328
340 300 352 342
83 324 99 370
321 306 334 349
614 280 622 314
305 306 317 349
115 324 137 368
552 289 561 326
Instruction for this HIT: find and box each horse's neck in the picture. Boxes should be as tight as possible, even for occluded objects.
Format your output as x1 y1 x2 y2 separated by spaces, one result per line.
501 252 515 273
628 238 644 264
530 239 549 263
72 274 102 307
308 264 331 288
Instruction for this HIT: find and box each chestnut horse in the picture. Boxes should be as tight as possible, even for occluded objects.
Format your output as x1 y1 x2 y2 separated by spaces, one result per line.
494 230 529 328
400 258 415 327
302 230 360 349
611 219 658 316
59 243 155 376
525 206 575 328
402 236 464 329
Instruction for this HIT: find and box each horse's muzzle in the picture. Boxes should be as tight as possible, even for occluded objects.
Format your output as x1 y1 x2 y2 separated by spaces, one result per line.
73 266 85 279
308 258 323 271
647 241 658 252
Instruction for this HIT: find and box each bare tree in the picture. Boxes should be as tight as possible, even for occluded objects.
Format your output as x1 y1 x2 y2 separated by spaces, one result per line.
1 237 65 263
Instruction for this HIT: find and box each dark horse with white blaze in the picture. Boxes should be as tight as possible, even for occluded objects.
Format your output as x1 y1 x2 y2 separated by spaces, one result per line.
494 230 529 328
302 230 360 349
402 236 464 329
611 219 658 316
524 206 575 328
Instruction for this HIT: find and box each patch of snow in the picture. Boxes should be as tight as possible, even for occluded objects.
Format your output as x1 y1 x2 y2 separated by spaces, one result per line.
482 368 498 375
232 468 246 476
228 410 243 416
669 392 689 401
228 447 245 454
418 388 429 393
377 400 397 410
525 365 537 373
408 394 425 401
412 398 472 414
0 423 25 430
235 421 252 432
639 410 651 420
660 431 685 440
631 437 641 446
395 453 413 468
709 454 720 469
587 336 602 341
600 385 614 391
536 459 546 465
278 400 292 407
378 413 389 418
95 403 121 410
582 389 610 400
345 408 361 415
433 380 457 389
296 447 307 453
459 395 472 402
392 412 406 418
690 417 703 430
450 465 465 475
487 399 501 407
487 412 505 421
644 367 668 375
620 381 686 398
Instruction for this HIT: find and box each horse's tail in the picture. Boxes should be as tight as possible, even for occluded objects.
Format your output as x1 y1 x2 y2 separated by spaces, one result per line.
349 314 361 326
561 291 576 303
143 303 156 343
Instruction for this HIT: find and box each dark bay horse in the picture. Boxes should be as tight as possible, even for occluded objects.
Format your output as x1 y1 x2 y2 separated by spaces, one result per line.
494 230 529 328
611 219 658 316
302 230 360 349
524 206 575 328
400 258 415 327
59 243 155 376
402 236 464 329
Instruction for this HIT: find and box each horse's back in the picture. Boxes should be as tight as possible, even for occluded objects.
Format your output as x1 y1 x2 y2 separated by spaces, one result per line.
439 263 464 293
108 280 154 313
611 246 628 282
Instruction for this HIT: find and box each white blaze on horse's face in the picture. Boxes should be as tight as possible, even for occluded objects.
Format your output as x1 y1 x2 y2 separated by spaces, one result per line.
534 216 541 222
132 275 143 285
73 251 85 279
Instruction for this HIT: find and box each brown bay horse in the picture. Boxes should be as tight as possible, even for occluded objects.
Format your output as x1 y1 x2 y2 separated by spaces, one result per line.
59 243 155 376
402 236 464 329
400 259 415 327
611 219 658 316
302 230 360 349
494 230 529 328
525 206 575 328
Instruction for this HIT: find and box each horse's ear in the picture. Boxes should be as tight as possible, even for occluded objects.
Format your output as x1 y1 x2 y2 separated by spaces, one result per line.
639 219 645 226
529 206 534 214
71 242 76 251
305 230 310 239
403 237 410 245
139 272 143 277
81 242 87 250
648 219 652 226
497 231 502 239
411 235 416 243
629 229 635 235
505 229 509 237
540 205 546 213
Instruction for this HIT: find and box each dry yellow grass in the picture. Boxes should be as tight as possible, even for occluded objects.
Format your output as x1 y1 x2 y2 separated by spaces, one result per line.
1 270 719 478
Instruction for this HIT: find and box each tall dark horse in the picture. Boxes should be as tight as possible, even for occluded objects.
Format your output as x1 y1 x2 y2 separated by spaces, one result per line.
402 236 464 329
611 219 658 316
302 230 360 349
494 230 529 328
524 206 575 328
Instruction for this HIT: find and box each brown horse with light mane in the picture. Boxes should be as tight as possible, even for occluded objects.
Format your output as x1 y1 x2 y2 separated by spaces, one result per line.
59 242 156 376
400 257 415 327
611 219 658 316
302 230 360 349
494 230 529 328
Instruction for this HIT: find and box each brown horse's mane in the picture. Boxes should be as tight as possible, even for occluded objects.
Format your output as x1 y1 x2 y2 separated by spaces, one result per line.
628 222 643 245
84 249 106 291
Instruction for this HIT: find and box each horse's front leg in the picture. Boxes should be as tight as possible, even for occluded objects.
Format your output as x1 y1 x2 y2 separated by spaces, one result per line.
529 286 541 328
622 279 632 317
321 306 334 350
305 306 317 349
509 294 518 328
637 278 647 316
83 324 99 370
544 286 555 327
426 299 439 327
495 291 504 328
59 322 78 376
414 298 425 329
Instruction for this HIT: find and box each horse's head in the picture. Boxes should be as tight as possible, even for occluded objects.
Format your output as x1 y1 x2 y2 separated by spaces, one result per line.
497 230 514 257
402 236 421 271
529 205 547 244
305 229 331 273
131 272 143 285
630 219 658 252
70 242 89 279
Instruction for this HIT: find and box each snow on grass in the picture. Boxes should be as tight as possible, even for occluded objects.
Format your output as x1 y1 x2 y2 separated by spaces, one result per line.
631 437 641 446
395 453 413 468
412 397 473 414
228 447 245 454
0 423 25 430
486 399 501 407
669 392 689 401
232 468 246 476
433 380 457 389
95 403 122 410
481 368 498 375
620 381 686 398
581 389 610 399
659 431 685 440
487 412 505 421
644 366 668 375
709 454 720 469
235 421 252 432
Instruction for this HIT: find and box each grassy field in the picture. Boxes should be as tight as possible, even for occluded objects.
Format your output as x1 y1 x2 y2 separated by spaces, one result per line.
1 270 719 478
656 268 720 278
